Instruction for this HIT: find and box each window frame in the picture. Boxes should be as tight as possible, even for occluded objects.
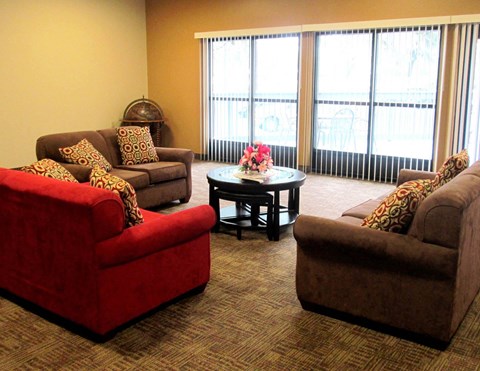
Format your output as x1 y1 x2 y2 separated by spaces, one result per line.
205 33 301 167
312 26 442 181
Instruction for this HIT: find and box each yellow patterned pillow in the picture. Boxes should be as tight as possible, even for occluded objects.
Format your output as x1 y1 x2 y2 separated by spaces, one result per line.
59 138 112 172
362 179 435 234
20 159 78 183
432 149 469 189
89 167 144 227
117 126 159 165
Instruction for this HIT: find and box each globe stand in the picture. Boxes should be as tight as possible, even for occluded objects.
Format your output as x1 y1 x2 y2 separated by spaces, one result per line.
121 96 166 147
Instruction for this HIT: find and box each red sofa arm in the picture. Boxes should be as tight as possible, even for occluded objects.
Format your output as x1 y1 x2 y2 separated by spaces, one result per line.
96 205 216 268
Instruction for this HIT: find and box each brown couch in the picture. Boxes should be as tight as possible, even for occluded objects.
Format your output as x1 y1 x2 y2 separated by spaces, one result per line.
294 161 480 346
36 127 194 209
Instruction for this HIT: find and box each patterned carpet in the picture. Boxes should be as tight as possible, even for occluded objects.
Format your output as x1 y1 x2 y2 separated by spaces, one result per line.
2 161 480 370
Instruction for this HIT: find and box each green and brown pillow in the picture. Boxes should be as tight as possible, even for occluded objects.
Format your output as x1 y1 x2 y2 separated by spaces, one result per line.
20 159 78 183
432 149 469 189
59 138 112 172
362 179 435 234
89 167 144 227
363 150 470 234
117 126 159 165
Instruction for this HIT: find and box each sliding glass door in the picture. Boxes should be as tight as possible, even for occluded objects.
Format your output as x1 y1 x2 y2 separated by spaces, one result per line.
313 26 441 181
313 31 371 178
206 34 300 168
462 25 480 163
466 35 480 163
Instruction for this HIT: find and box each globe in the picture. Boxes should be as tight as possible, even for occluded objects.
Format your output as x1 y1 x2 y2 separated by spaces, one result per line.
122 97 165 147
123 97 164 122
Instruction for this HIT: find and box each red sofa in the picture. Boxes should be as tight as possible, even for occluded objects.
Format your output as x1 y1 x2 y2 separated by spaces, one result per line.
0 168 216 338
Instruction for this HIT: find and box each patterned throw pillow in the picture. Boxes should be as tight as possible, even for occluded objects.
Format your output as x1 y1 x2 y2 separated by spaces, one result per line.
362 179 435 234
89 167 144 227
20 159 78 183
59 139 112 172
117 126 159 165
432 149 469 189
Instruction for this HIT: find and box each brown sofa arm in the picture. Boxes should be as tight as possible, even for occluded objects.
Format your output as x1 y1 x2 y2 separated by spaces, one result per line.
155 147 194 202
294 215 457 279
396 168 436 186
155 147 193 163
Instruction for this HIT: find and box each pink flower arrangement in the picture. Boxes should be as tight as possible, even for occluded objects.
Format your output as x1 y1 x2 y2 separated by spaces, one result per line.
239 141 274 173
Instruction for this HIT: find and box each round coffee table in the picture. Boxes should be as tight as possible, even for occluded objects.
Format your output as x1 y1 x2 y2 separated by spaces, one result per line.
207 166 306 241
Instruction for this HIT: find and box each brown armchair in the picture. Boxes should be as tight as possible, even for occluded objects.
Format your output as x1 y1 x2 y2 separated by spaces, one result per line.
294 161 480 346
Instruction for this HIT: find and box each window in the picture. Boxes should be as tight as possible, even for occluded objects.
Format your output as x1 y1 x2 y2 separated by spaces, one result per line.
463 25 480 163
314 31 371 154
204 34 300 167
466 36 480 162
197 18 477 181
313 26 441 181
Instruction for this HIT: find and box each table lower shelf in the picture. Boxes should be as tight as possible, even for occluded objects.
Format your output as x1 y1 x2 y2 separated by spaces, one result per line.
218 204 298 240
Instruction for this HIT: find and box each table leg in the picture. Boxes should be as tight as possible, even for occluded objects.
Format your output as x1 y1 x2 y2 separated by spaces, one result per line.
273 190 280 241
251 204 260 227
288 187 300 214
295 188 300 214
209 185 220 232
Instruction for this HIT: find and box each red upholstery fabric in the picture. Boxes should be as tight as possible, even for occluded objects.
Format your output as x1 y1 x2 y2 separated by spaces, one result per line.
0 168 215 336
96 233 211 334
97 206 215 268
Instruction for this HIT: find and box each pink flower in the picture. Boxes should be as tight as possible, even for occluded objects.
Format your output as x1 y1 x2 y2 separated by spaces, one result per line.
239 140 274 173
258 144 270 156
245 146 254 155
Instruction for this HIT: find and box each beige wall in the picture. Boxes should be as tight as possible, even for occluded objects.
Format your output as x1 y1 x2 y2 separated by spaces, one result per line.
146 0 480 160
0 0 148 168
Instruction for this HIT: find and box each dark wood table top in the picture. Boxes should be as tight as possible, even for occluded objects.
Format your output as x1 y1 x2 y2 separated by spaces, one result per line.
207 166 306 193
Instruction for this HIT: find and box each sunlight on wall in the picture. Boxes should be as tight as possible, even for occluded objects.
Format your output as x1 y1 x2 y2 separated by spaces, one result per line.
0 0 147 168
146 0 480 157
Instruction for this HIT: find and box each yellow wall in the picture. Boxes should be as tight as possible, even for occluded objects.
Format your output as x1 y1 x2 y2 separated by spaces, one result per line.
146 0 480 159
0 0 147 168
2 1 478 168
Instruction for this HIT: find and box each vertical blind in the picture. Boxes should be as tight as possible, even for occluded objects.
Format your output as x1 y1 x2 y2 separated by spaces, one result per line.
311 25 443 182
451 23 480 162
200 33 300 168
198 16 480 182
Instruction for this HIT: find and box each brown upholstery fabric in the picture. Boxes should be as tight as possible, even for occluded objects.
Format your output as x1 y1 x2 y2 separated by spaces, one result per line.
109 168 150 189
294 161 480 344
97 127 194 204
116 162 187 184
36 131 113 165
136 179 188 207
396 168 436 185
409 161 480 248
97 127 125 167
60 163 94 183
35 128 194 208
342 199 382 219
336 215 364 226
